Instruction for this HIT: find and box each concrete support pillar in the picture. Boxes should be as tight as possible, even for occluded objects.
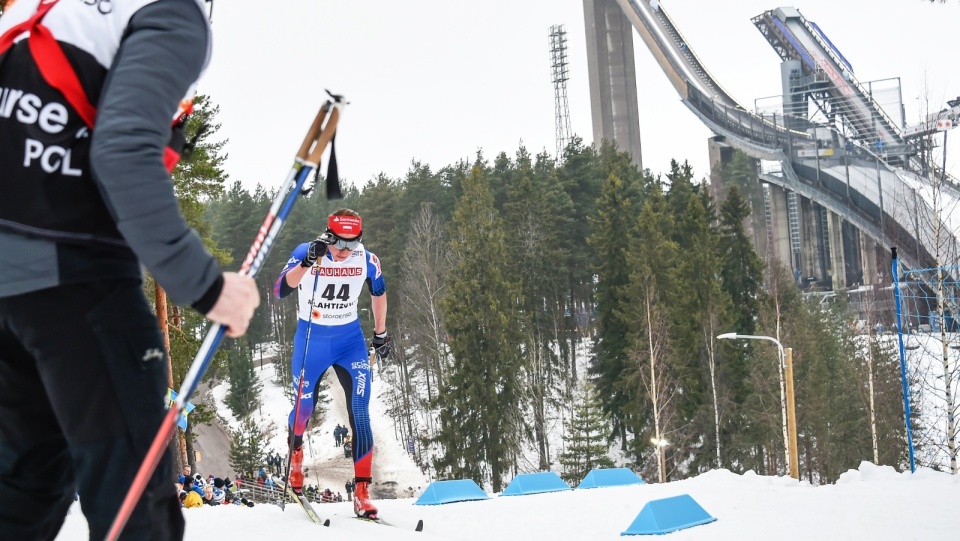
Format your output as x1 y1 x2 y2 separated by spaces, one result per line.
861 234 879 285
799 197 820 281
827 211 846 291
583 0 643 169
768 184 793 270
707 137 733 203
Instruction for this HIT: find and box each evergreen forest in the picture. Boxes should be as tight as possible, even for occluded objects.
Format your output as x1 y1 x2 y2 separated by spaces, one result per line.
165 98 911 491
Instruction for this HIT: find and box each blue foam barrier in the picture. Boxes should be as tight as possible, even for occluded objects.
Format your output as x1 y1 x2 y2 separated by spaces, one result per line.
621 494 716 536
413 479 490 505
501 471 572 496
577 467 645 489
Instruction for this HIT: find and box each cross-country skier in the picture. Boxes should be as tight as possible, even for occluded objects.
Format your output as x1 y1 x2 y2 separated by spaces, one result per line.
0 1 260 539
274 208 391 518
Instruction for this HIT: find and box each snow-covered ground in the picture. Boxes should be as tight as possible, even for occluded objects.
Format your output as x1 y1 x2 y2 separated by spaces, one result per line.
53 459 960 540
53 348 960 540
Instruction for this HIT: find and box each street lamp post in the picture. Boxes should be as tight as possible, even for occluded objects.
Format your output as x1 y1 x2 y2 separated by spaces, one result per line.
718 332 799 479
783 347 798 479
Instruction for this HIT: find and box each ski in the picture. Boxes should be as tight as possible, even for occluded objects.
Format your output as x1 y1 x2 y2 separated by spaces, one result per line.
286 486 330 527
275 477 330 527
353 515 424 532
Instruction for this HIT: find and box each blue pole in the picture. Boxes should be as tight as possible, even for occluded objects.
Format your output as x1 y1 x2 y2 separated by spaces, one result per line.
891 247 916 473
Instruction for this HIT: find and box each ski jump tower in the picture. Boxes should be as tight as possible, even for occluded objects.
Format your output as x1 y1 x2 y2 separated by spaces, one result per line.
582 0 960 293
582 0 643 169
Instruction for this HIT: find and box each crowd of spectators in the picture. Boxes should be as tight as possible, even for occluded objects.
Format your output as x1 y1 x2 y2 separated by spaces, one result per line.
302 486 343 503
175 465 254 509
175 430 359 510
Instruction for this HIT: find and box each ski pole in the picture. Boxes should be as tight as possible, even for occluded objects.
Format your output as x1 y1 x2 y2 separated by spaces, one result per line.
106 95 345 541
281 270 320 508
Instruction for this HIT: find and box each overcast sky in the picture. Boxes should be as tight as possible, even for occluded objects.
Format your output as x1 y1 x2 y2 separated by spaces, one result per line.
198 0 959 192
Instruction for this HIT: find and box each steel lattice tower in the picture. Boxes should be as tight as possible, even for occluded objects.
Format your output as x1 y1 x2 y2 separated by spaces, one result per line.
550 25 573 162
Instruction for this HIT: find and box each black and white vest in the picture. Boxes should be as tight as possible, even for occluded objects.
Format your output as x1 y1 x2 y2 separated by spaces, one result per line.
0 0 211 247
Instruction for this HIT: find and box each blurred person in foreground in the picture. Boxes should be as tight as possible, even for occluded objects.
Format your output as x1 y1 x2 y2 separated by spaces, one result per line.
0 0 259 539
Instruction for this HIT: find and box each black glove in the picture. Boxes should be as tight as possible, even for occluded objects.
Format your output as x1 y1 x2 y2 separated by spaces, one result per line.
299 234 334 267
371 331 391 359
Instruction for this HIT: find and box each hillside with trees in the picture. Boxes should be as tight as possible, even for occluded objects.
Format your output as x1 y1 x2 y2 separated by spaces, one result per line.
157 97 909 488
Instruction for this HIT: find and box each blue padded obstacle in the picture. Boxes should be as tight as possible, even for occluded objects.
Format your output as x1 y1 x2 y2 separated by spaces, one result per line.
414 479 490 505
621 494 716 536
577 467 645 489
501 471 572 496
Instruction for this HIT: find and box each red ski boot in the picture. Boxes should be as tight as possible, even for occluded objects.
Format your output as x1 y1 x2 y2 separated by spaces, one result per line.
353 481 378 518
289 447 304 494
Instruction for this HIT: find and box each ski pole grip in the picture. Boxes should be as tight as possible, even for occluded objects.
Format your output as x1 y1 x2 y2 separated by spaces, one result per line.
296 102 330 161
306 105 340 165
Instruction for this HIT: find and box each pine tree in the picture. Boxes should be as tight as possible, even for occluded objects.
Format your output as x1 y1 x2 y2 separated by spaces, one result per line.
171 95 230 245
664 160 702 362
664 163 712 426
433 162 524 492
163 94 232 383
716 184 765 429
740 261 801 475
688 186 736 472
149 96 232 464
589 171 639 448
225 342 262 420
501 146 574 470
400 161 455 227
797 298 869 482
765 284 880 483
722 150 759 198
670 177 736 472
206 181 274 346
555 137 601 346
355 173 404 335
229 418 270 479
620 181 681 481
718 185 763 336
559 381 614 485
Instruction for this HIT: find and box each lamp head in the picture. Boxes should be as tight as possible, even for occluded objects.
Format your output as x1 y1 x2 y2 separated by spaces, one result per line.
717 333 738 340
